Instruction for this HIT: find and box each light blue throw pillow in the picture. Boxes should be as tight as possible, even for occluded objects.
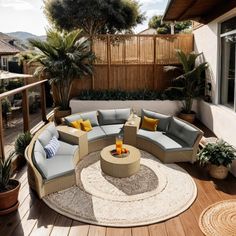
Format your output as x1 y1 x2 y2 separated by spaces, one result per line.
44 136 60 159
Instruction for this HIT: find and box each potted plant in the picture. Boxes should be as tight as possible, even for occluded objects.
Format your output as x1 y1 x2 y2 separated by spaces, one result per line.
15 132 32 167
198 140 236 179
0 153 21 215
164 50 208 123
28 29 95 124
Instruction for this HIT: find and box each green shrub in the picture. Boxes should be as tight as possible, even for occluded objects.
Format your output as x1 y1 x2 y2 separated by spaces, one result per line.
15 132 32 157
198 140 236 167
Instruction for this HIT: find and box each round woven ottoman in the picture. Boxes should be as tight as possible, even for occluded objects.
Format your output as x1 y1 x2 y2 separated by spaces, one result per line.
100 144 140 178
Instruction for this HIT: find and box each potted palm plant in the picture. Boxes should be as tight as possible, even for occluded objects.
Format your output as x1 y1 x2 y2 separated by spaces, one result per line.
29 29 95 123
164 50 208 123
198 140 236 179
15 132 32 167
0 153 20 215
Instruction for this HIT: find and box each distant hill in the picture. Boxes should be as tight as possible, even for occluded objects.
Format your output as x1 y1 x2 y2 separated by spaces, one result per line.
6 31 46 42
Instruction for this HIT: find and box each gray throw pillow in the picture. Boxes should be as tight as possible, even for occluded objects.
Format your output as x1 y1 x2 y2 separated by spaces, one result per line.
141 109 171 132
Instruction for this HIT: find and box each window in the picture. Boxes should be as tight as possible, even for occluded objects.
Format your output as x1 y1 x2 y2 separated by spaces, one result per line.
1 56 8 71
220 17 236 110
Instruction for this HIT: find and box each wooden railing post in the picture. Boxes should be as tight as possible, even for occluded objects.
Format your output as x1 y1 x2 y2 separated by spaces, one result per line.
40 82 47 122
22 89 30 132
0 100 5 161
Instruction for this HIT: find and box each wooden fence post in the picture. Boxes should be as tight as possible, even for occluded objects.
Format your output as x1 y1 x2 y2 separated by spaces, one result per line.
40 82 47 122
0 100 5 161
22 89 30 132
107 35 111 89
153 35 157 89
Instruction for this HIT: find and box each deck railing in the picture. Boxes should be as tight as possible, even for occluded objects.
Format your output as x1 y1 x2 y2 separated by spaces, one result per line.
0 79 48 161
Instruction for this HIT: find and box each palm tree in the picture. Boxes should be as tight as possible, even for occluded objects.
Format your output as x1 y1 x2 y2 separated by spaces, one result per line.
164 50 208 114
29 29 95 110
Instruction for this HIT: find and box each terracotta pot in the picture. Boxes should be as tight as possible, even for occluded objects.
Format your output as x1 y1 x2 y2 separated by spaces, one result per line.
178 112 196 124
54 107 71 124
0 179 20 214
209 164 229 179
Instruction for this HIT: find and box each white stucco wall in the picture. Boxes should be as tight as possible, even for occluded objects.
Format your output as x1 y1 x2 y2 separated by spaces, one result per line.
194 8 236 176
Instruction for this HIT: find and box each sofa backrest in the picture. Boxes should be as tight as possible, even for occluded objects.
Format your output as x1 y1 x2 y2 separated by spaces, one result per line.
98 108 131 125
38 123 59 147
64 111 99 127
141 109 171 132
32 140 47 178
167 117 200 147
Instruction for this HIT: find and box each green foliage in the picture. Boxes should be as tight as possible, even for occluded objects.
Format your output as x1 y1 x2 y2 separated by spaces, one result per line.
148 15 192 34
1 98 11 118
15 132 32 157
198 140 236 167
164 50 208 113
0 152 15 191
44 0 145 37
28 29 95 110
6 79 24 91
76 89 174 100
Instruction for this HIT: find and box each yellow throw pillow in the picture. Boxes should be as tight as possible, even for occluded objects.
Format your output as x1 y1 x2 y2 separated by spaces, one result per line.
141 116 159 131
71 119 83 129
81 119 93 132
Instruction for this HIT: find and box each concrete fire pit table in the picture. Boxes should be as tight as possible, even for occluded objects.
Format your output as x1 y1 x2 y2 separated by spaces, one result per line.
100 144 140 178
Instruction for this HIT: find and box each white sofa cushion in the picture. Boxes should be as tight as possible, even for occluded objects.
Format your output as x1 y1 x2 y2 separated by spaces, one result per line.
38 123 59 147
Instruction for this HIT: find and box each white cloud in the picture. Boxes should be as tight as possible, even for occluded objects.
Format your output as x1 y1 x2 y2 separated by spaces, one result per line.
0 0 34 11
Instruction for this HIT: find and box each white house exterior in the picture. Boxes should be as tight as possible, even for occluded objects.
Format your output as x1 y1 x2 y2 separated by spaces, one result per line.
163 1 236 176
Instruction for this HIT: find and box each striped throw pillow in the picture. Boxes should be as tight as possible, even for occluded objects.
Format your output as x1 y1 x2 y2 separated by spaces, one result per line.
44 136 60 159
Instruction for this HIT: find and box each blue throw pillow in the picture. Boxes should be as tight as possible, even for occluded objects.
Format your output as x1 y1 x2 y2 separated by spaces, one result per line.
44 136 60 159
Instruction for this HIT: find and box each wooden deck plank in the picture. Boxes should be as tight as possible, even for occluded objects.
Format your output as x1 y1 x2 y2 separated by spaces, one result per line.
106 227 132 236
68 221 90 236
165 217 186 236
148 224 168 236
88 225 106 236
132 226 149 236
29 203 58 236
50 215 72 236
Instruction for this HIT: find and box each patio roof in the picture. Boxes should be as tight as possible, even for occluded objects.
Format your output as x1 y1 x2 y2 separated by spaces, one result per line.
163 0 236 24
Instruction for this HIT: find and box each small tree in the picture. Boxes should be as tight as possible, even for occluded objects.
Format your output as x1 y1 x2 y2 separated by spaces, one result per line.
29 29 95 110
44 0 145 37
148 15 192 34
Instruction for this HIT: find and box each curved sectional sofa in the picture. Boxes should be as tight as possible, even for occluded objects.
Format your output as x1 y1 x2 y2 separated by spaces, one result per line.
25 108 203 198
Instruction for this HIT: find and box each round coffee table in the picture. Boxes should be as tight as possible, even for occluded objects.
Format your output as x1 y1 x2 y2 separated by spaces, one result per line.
100 144 140 178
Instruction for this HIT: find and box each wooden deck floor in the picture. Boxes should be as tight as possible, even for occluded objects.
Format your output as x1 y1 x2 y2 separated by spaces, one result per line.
1 121 235 236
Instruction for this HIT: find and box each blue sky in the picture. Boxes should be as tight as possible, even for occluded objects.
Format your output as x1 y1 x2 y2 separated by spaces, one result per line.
0 0 168 35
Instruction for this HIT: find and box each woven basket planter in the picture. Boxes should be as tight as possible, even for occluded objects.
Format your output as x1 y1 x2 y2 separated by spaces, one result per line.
209 164 228 179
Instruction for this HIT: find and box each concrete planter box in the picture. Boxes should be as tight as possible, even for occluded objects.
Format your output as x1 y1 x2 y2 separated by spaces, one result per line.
70 99 197 116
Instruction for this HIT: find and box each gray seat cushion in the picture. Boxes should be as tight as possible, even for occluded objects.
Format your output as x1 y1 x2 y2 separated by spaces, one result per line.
98 108 130 125
87 126 106 141
141 109 171 132
137 129 192 151
33 139 78 180
38 123 59 147
167 117 199 147
64 111 99 126
42 155 75 180
57 141 78 156
101 124 123 136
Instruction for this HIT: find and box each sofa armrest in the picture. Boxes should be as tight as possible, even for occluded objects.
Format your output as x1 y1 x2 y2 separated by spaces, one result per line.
124 115 141 146
192 129 204 163
56 125 88 158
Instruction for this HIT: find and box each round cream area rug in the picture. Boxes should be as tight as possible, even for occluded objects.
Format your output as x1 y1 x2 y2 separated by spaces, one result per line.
43 150 197 227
